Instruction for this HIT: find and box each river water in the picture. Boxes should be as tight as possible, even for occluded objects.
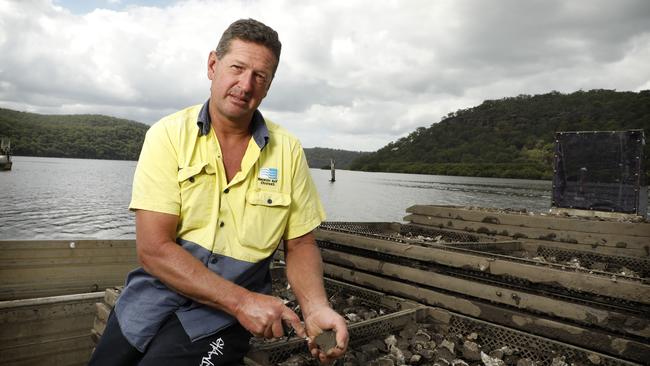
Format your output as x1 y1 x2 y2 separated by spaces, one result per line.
0 156 566 240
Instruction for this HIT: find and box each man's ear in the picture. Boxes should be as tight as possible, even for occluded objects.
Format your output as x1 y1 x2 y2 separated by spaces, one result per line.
207 51 218 80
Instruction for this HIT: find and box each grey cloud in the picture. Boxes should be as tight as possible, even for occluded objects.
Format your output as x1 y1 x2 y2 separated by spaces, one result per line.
263 75 355 112
1 0 649 152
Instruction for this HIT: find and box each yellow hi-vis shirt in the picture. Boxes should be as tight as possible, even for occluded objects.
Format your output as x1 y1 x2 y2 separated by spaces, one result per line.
129 102 325 261
118 101 325 351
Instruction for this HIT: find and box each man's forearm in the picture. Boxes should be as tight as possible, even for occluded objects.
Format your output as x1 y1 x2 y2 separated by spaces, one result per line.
284 233 330 317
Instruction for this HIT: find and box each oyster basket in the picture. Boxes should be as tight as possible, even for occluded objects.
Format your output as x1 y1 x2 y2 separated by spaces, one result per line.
269 266 418 314
246 306 640 366
247 268 420 365
246 307 421 366
319 221 649 281
422 307 640 366
318 221 492 243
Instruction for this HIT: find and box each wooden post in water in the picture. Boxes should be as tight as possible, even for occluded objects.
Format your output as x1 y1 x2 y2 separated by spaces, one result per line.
330 159 335 182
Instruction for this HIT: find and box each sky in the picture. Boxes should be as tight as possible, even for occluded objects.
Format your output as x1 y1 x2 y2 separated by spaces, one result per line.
1 0 649 151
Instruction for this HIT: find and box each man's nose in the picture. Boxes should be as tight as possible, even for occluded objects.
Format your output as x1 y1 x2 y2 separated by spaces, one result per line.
237 72 255 93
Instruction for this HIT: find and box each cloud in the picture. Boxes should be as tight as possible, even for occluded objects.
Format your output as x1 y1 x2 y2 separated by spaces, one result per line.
1 0 649 151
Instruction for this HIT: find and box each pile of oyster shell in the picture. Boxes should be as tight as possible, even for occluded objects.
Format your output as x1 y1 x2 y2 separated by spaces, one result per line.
272 278 389 323
251 278 390 345
278 322 580 366
526 254 642 279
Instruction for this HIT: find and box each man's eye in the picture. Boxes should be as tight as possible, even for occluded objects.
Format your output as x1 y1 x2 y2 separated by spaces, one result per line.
231 65 243 71
255 74 267 84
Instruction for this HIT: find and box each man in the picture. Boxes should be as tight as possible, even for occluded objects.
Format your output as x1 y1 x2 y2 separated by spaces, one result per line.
89 18 348 365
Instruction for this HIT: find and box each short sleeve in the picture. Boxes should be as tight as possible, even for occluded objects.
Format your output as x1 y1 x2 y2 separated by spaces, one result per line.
129 121 181 215
282 143 326 240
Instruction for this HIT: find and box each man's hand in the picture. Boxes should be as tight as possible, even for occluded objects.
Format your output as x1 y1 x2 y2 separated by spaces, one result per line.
234 290 305 339
304 305 349 364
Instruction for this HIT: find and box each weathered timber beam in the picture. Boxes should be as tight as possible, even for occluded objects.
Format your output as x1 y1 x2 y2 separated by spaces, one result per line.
315 229 650 305
406 205 650 237
405 222 650 257
322 263 649 364
0 293 102 354
0 239 136 250
405 214 649 250
319 248 650 339
0 240 138 301
0 256 139 267
0 335 95 365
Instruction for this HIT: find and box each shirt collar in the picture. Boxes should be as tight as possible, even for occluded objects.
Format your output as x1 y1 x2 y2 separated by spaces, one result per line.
197 99 269 150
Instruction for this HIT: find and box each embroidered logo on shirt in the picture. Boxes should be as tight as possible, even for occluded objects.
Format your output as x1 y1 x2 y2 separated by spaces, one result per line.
199 338 225 366
258 167 278 186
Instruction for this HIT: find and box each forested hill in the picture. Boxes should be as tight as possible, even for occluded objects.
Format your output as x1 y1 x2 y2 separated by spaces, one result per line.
0 108 148 160
0 108 366 166
350 89 650 180
303 147 370 169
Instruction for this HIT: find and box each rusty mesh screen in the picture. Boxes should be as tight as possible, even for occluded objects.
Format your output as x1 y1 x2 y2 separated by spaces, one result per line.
248 307 637 366
444 312 636 366
537 246 650 278
248 273 415 365
318 221 486 243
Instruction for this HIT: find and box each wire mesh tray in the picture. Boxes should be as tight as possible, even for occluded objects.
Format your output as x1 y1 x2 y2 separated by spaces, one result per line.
319 221 649 281
268 266 418 315
248 268 419 365
246 307 421 365
319 221 493 243
423 307 640 366
439 241 649 281
246 306 640 366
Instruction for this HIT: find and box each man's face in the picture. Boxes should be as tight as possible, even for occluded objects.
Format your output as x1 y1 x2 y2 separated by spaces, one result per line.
208 39 277 123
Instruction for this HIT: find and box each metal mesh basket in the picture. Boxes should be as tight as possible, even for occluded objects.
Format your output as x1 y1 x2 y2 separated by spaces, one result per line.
319 221 489 243
268 267 414 312
247 270 418 365
247 307 639 366
434 307 639 366
536 246 650 278
247 308 420 365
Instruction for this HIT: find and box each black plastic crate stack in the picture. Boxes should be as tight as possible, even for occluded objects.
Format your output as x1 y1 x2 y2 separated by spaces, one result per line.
553 129 647 216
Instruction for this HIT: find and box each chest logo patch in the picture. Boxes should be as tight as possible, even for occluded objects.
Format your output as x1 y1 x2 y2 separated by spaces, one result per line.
258 167 278 186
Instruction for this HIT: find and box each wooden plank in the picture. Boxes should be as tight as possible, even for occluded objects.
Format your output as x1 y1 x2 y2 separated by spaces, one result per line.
405 214 650 251
0 240 137 300
319 248 650 339
404 222 650 257
1 264 137 281
0 250 138 262
0 292 103 309
315 229 650 305
0 239 136 249
0 292 102 364
322 264 649 364
0 280 129 301
0 335 94 366
406 205 650 237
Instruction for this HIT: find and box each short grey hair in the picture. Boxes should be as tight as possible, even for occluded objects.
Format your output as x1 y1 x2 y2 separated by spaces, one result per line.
215 18 281 73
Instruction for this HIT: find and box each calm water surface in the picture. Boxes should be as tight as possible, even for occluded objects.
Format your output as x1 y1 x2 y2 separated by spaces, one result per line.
1 156 557 240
